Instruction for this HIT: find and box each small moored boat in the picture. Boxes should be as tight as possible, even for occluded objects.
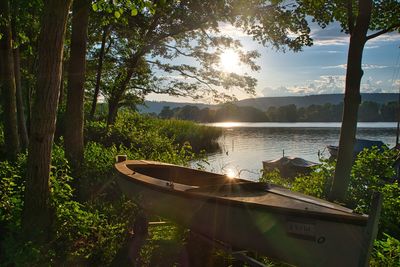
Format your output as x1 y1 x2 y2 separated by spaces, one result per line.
327 138 386 158
115 159 368 267
262 156 320 178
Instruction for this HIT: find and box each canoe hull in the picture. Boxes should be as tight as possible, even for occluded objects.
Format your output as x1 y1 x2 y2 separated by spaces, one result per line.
116 171 365 267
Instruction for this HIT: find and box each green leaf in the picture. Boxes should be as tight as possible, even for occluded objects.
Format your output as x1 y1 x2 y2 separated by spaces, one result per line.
92 3 98 11
114 11 121 19
131 8 138 16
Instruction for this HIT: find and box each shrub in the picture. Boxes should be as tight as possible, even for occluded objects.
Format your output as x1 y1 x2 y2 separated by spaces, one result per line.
260 169 292 188
85 111 221 153
292 159 335 199
0 145 139 266
371 233 400 267
156 118 222 152
347 147 397 211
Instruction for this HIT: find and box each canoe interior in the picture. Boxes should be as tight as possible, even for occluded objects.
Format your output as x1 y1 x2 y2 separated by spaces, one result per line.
121 161 367 224
128 162 247 186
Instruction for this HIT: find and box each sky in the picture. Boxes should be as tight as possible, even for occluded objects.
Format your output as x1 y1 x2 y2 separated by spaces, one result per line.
146 22 400 103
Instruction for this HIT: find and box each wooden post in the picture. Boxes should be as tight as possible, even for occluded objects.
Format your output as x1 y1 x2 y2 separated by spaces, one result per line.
111 212 148 267
185 231 214 267
358 191 383 267
116 154 127 163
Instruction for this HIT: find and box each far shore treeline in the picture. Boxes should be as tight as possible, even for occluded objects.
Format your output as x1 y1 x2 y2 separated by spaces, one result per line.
157 101 398 122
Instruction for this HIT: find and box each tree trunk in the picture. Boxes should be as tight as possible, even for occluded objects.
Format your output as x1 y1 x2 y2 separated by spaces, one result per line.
0 0 20 160
107 97 120 125
106 53 144 125
65 0 90 177
13 46 29 150
58 63 65 107
11 1 29 150
89 25 109 120
22 0 72 241
329 1 372 202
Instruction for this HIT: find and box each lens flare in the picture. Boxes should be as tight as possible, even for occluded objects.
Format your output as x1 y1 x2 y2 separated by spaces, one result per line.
225 168 236 179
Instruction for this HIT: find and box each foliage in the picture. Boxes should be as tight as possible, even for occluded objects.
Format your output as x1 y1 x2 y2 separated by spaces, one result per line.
347 147 397 212
260 159 335 199
0 145 139 266
297 0 400 35
260 169 292 189
292 159 335 199
371 233 400 267
86 110 221 153
0 155 25 224
155 118 221 152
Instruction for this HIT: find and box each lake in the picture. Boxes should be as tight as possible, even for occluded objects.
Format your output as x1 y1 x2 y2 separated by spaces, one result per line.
195 122 398 181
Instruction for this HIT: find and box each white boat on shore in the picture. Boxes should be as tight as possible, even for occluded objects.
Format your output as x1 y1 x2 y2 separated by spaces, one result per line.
115 158 369 266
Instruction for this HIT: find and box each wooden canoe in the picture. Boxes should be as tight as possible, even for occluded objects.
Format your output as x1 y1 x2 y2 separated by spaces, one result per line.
115 159 368 267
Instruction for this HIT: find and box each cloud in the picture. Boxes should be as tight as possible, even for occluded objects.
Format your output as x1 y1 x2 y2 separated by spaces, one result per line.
365 45 380 49
360 77 383 93
261 75 397 97
322 63 388 69
367 32 400 44
312 75 346 94
363 64 389 69
262 75 346 96
310 23 349 46
322 64 347 69
310 22 400 47
262 86 293 96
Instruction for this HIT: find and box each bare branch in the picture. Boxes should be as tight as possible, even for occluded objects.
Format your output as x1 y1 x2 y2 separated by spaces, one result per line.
164 44 194 57
147 60 214 90
366 23 400 40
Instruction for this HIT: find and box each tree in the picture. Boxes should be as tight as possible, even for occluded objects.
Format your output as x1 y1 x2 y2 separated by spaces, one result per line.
89 24 109 120
358 101 380 121
64 0 90 176
14 1 43 136
380 101 397 122
298 0 400 201
88 0 312 124
159 106 174 119
278 104 298 122
11 0 29 150
22 0 72 241
0 0 20 160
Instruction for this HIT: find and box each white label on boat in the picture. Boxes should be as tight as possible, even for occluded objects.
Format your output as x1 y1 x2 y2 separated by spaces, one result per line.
286 221 316 241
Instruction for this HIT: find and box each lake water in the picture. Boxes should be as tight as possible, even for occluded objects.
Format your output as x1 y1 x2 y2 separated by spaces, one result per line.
195 122 398 181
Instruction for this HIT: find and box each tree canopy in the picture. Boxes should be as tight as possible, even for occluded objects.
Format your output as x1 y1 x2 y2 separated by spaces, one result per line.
85 0 313 123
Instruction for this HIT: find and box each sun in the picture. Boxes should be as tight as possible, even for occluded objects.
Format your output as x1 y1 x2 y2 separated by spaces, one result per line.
219 49 240 73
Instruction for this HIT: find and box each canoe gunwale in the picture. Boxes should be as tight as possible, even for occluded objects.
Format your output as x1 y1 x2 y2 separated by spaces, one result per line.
115 160 368 226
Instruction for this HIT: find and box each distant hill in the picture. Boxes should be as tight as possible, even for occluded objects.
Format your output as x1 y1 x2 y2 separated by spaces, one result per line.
139 93 398 114
235 93 399 111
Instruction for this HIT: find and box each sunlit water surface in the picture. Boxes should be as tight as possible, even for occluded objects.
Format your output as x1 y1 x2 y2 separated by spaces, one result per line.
193 122 398 181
